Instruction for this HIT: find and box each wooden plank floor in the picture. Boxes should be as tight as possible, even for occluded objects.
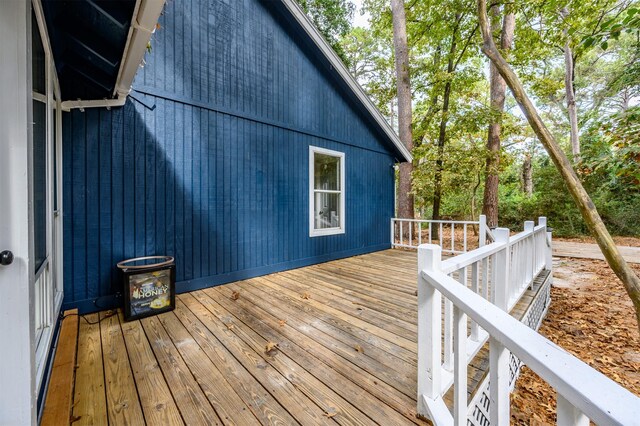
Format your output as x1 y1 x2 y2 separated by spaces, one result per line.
71 249 542 425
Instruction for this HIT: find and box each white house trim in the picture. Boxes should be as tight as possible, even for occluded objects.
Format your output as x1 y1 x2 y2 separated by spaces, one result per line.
0 1 37 423
61 0 165 111
279 0 412 163
309 146 346 237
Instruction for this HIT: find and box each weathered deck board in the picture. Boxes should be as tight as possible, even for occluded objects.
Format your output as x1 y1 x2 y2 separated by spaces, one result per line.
70 249 543 425
42 309 79 426
73 313 107 426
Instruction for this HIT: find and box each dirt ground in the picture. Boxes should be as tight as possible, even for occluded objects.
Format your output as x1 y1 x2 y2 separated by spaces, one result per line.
510 257 640 424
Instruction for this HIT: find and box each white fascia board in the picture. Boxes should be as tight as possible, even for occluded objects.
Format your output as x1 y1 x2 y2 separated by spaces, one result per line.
278 0 412 163
114 0 165 98
63 0 165 110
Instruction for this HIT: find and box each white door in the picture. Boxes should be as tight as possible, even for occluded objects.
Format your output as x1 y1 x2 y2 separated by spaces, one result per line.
0 2 62 423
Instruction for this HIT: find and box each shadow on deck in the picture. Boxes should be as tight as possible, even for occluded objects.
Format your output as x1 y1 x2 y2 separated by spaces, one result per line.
50 249 547 425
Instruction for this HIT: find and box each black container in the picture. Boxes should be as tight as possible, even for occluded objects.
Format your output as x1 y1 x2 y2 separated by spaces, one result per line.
117 256 176 321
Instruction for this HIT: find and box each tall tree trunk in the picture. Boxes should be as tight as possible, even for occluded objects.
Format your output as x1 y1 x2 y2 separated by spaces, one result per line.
522 153 533 196
482 5 515 227
391 0 414 223
432 16 461 233
478 0 640 332
432 80 453 225
561 7 580 160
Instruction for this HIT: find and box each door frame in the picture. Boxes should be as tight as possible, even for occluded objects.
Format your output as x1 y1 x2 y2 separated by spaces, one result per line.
0 1 37 424
0 1 63 423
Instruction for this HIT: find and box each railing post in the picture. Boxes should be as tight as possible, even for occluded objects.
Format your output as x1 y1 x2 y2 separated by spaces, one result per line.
417 244 442 415
539 216 552 272
479 215 487 247
557 394 589 426
524 221 535 289
494 228 510 311
390 218 395 247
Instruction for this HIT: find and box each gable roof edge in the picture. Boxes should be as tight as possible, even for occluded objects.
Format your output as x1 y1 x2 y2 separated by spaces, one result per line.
279 0 412 163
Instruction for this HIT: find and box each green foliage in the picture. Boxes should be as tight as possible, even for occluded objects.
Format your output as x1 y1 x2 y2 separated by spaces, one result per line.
297 0 356 65
333 0 640 236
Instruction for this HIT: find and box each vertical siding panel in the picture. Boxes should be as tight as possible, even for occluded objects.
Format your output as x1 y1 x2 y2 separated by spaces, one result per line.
145 105 156 258
62 114 74 299
207 112 215 275
85 110 100 300
71 112 87 302
200 110 208 276
174 104 184 281
98 109 112 297
111 108 124 292
134 105 146 258
155 100 166 257
215 113 223 274
192 108 201 278
165 100 175 266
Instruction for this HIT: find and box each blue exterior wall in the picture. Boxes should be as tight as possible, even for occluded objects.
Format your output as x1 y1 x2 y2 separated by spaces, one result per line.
62 0 399 311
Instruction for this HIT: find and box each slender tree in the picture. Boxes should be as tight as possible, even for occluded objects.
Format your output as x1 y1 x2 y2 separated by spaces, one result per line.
390 0 414 219
561 6 580 160
482 3 515 227
478 0 640 331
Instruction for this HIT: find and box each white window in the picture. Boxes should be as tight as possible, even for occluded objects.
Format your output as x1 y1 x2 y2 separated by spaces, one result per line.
309 146 345 237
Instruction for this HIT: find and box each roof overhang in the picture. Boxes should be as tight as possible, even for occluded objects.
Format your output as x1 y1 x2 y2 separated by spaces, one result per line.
278 0 412 163
42 0 164 111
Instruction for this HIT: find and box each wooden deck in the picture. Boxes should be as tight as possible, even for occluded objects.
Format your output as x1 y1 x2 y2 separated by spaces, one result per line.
70 249 542 425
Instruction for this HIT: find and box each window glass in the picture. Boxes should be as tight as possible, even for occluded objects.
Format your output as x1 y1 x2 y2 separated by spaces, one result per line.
32 11 47 273
314 154 340 191
314 192 341 229
310 147 344 235
33 100 47 272
32 13 45 95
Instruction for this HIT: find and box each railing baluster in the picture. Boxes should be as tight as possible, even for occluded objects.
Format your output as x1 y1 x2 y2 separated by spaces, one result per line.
470 262 479 341
451 223 455 253
428 222 432 244
453 305 467 426
400 221 403 247
489 337 510 425
418 222 422 246
390 219 395 248
463 224 467 252
444 298 453 371
557 394 589 426
482 257 489 301
439 223 443 247
409 221 413 247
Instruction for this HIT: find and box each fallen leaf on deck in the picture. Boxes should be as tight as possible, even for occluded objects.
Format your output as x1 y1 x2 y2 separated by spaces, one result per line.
265 341 279 355
231 291 240 300
301 292 311 299
354 344 364 353
225 323 234 330
278 319 287 327
323 411 337 418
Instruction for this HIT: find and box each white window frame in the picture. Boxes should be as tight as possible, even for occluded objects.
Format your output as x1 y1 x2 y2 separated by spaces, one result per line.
309 146 345 237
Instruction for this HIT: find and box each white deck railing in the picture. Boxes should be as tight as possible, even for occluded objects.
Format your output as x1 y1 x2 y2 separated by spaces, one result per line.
416 218 640 425
391 215 490 254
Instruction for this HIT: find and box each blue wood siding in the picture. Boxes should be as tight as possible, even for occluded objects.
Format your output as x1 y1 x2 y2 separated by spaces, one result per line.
62 0 398 311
